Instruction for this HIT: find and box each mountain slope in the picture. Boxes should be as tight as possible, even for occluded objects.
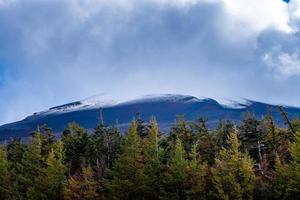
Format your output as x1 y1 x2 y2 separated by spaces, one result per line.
1 94 300 141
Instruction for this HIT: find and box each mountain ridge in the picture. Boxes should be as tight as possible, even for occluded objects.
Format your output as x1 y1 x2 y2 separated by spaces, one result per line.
1 94 299 141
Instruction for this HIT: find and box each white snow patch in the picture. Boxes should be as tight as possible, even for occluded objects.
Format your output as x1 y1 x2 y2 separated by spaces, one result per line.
218 98 253 109
117 94 207 105
33 94 118 116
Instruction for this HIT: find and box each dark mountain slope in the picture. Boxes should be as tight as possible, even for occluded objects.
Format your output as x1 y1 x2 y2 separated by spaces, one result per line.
0 94 299 141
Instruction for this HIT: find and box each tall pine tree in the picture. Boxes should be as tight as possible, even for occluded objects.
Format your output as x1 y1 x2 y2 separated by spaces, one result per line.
211 132 256 200
0 146 10 199
27 141 66 200
143 117 162 199
109 121 145 200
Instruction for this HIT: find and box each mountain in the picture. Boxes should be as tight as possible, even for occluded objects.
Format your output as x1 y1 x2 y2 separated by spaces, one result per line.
1 94 300 141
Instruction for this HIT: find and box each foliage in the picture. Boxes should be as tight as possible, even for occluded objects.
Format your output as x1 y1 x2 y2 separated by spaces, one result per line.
0 111 299 199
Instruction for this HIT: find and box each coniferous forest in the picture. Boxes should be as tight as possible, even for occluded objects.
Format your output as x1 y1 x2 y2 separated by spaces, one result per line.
1 111 300 200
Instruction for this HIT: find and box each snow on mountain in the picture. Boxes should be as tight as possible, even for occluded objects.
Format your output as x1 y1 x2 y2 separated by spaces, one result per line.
33 94 118 116
2 93 300 142
32 94 211 117
218 98 254 109
27 94 273 120
117 94 207 106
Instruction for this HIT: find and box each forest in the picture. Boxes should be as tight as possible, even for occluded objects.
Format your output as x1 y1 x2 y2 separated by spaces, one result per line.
0 109 300 200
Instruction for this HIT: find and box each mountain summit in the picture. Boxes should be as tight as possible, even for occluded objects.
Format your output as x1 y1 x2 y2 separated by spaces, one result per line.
0 94 299 141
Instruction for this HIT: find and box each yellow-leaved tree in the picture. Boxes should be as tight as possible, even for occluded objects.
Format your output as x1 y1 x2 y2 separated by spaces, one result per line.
211 131 256 200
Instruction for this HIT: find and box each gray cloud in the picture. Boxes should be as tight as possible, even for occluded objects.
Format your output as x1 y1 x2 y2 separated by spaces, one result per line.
0 0 300 124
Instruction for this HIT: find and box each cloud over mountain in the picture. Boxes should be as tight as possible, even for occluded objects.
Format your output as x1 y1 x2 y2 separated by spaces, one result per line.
0 0 300 124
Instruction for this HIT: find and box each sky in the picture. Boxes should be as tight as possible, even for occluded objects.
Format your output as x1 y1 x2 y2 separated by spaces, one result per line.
0 0 300 125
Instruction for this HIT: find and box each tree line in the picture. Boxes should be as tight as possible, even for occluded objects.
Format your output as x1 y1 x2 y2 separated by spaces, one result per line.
0 110 300 200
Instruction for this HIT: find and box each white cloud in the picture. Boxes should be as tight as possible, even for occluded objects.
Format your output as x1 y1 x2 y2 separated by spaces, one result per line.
263 52 300 77
2 0 300 124
223 0 291 33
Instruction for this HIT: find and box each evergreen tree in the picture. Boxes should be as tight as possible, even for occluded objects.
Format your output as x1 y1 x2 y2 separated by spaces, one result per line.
286 131 300 199
108 121 145 200
64 165 99 200
215 120 235 149
184 144 207 199
261 113 280 163
143 117 162 199
192 117 216 165
6 138 25 199
292 116 300 132
135 112 148 138
163 137 187 199
272 154 289 200
6 138 24 165
0 146 10 199
37 125 56 158
62 123 92 174
20 132 43 199
27 141 66 200
170 116 193 154
239 112 263 169
92 123 122 178
211 132 256 200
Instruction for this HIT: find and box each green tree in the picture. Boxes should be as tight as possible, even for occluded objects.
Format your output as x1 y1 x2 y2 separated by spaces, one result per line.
6 138 25 199
108 121 145 200
62 122 92 174
0 146 10 199
215 120 235 149
286 131 300 199
36 125 56 158
64 165 99 200
91 123 121 178
6 138 25 166
211 132 256 200
272 154 289 200
135 112 148 138
238 112 262 164
184 144 207 200
192 117 216 165
163 137 187 199
143 118 163 199
170 116 193 154
27 141 66 200
19 133 43 199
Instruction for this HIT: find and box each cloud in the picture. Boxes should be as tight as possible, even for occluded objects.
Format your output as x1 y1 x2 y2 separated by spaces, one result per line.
223 0 291 33
1 0 300 124
263 52 300 77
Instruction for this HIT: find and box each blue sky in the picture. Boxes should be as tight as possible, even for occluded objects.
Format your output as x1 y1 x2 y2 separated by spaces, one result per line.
0 0 300 125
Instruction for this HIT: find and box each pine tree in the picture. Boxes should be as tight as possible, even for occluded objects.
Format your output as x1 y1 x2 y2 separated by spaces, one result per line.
62 123 92 174
19 132 43 199
6 138 24 166
261 113 281 166
135 112 148 138
170 116 193 154
192 117 216 165
164 137 187 199
143 117 162 199
286 131 300 199
0 146 10 199
238 112 262 165
91 123 122 178
108 121 145 200
37 125 56 158
215 120 235 149
27 141 66 200
272 154 289 199
211 132 256 200
184 144 207 199
6 138 25 199
64 165 99 200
